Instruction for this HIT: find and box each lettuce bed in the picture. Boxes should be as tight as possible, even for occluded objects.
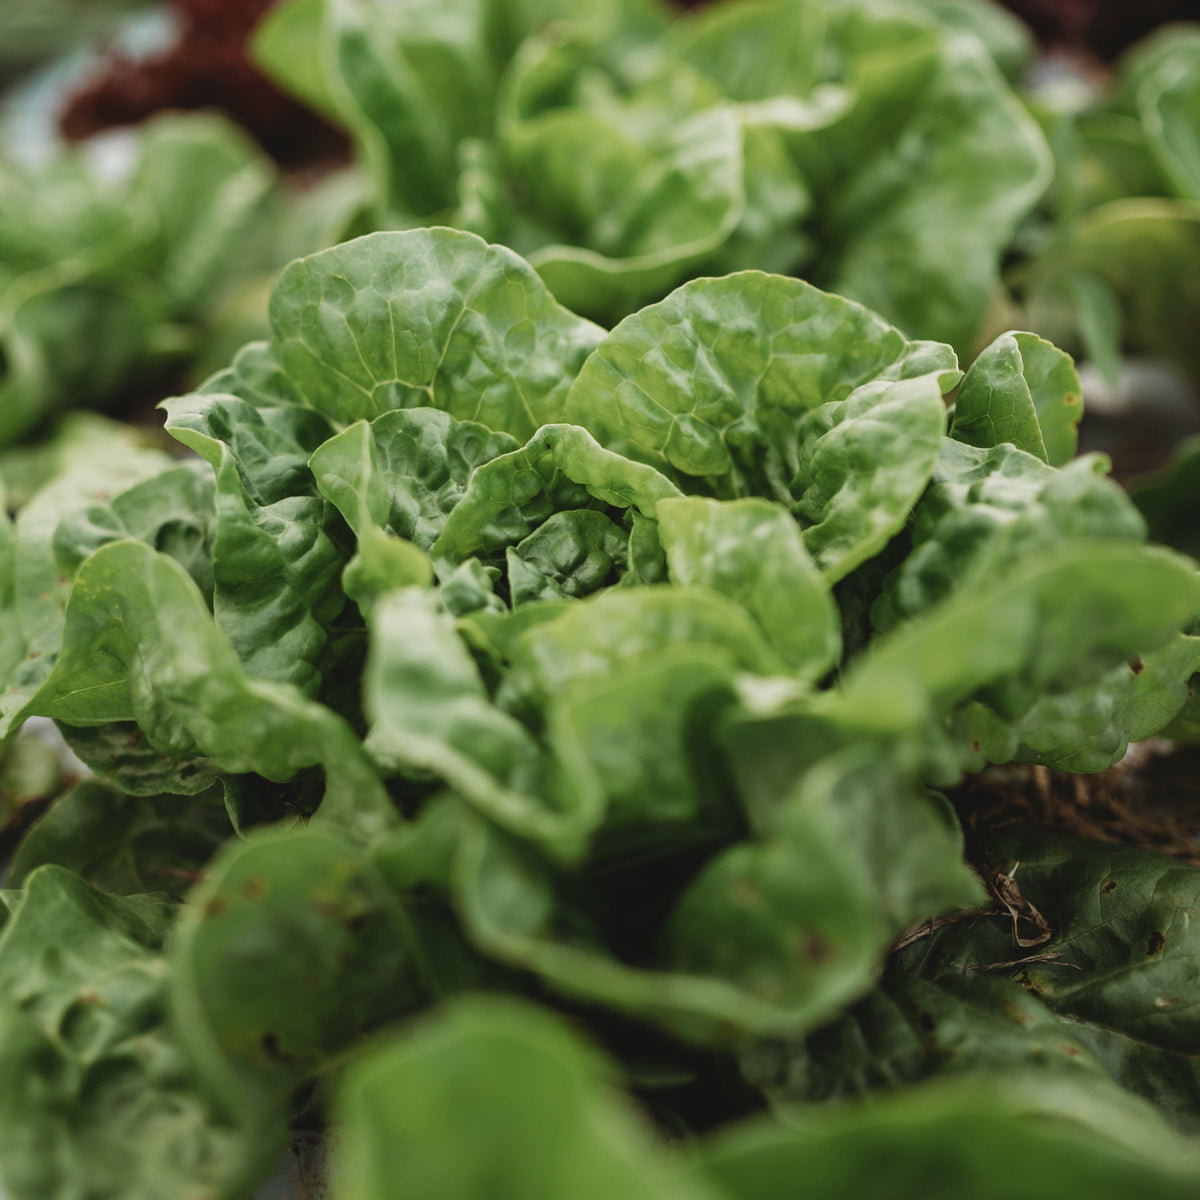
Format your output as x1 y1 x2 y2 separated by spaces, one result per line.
1 227 1200 1197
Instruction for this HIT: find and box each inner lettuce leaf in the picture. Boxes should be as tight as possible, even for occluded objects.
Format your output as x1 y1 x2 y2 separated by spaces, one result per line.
431 421 683 603
657 496 840 677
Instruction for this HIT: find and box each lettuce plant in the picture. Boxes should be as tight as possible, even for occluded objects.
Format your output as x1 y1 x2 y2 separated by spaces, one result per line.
0 112 276 447
1020 23 1200 385
252 0 1051 349
1 228 1199 1198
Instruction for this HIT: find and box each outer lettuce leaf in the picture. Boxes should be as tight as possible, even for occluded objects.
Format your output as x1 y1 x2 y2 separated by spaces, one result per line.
50 459 217 603
168 829 425 1119
21 540 396 844
545 644 745 866
845 543 1200 727
961 632 1200 772
334 998 721 1200
0 867 272 1200
904 830 1200 1056
6 781 229 894
453 750 978 1044
0 436 172 743
57 718 223 797
266 229 603 436
564 272 957 498
743 969 1200 1141
728 543 1200 795
696 1073 1200 1200
742 968 1115 1107
950 331 1083 466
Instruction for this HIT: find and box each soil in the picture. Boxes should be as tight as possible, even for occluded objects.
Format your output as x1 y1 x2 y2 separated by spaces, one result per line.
952 741 1200 869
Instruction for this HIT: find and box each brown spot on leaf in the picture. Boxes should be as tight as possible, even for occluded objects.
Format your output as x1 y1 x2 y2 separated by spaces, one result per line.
1101 879 1118 895
241 876 267 900
800 932 832 964
203 895 227 919
1148 930 1166 955
911 1006 936 1033
1128 656 1144 676
259 1032 298 1065
1059 1042 1080 1057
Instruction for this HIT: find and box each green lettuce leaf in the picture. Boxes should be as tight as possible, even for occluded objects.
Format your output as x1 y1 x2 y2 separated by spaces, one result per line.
334 997 721 1200
793 373 947 582
6 781 229 894
678 0 1051 351
168 828 425 1118
0 866 273 1200
903 830 1200 1055
657 496 840 676
364 586 580 855
564 271 957 498
267 228 603 436
161 389 351 693
22 540 396 844
872 439 1146 633
950 331 1083 466
432 422 682 600
697 1072 1200 1200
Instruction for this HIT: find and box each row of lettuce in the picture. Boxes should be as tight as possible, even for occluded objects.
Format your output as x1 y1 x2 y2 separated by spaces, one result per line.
1 225 1200 1195
3 0 1200 454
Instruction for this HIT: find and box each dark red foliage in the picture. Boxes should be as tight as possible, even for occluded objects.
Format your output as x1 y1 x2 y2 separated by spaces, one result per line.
59 0 347 169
